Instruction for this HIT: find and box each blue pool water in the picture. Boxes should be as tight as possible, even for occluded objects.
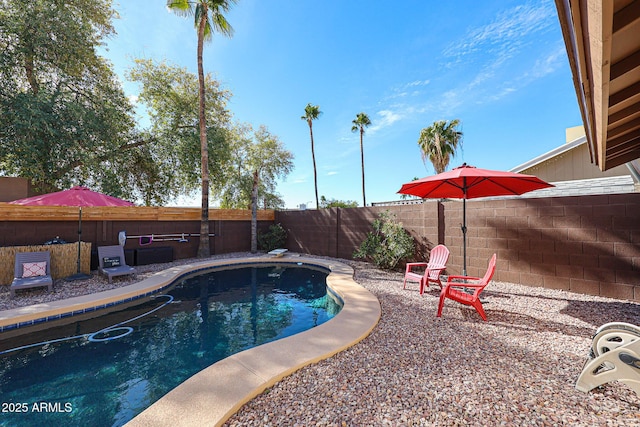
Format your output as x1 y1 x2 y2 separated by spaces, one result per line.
0 264 341 427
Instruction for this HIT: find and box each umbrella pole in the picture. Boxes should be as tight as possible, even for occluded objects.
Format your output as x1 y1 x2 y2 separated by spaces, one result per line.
66 207 91 281
462 197 467 276
77 207 82 273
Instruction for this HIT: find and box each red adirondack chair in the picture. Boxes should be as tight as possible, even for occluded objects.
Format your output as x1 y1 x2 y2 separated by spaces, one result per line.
403 244 450 294
437 253 497 321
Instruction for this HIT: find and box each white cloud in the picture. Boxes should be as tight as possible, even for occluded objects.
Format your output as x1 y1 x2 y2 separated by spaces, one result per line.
292 175 308 184
420 0 560 112
378 110 402 125
445 0 555 62
531 45 566 78
356 1 560 137
386 79 431 100
368 110 402 135
407 79 430 87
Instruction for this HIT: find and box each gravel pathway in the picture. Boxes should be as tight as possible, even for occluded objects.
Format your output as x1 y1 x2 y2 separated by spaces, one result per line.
0 252 251 312
2 254 639 426
223 259 640 427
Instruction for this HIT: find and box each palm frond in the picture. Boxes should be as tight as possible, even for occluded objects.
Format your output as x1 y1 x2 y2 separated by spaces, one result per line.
418 119 463 174
211 10 234 37
166 0 193 17
168 1 236 40
302 103 322 121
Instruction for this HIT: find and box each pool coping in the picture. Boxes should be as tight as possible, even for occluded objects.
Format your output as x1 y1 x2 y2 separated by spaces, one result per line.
0 255 381 426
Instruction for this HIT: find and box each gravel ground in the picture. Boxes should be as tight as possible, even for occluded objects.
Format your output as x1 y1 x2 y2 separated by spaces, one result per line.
224 258 640 427
0 252 251 312
2 253 640 426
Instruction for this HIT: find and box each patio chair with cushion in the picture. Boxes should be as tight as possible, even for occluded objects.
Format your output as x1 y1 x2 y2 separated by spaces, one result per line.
437 253 497 321
11 251 54 298
98 245 136 284
403 244 450 294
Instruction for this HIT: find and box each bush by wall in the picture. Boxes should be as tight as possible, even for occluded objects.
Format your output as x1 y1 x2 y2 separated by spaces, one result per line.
353 211 415 270
258 223 287 252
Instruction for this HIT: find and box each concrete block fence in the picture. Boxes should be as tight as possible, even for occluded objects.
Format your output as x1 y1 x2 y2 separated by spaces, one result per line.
1 195 637 301
276 193 640 301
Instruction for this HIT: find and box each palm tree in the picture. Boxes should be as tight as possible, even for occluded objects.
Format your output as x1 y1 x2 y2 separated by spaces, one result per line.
351 112 371 206
301 103 322 209
167 0 236 257
417 119 463 174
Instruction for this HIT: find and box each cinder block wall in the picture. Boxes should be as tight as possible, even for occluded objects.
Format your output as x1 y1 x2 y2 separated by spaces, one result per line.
275 203 442 260
277 193 640 301
452 194 640 300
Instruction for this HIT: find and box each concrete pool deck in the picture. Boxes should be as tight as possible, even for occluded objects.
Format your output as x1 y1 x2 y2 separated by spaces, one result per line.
0 254 381 426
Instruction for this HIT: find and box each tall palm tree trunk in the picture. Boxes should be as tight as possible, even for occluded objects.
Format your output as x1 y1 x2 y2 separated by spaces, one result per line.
309 125 319 209
197 5 211 258
360 129 366 206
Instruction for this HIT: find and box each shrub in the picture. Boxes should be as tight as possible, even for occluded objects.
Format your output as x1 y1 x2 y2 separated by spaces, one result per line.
258 223 287 252
353 211 415 270
319 195 358 208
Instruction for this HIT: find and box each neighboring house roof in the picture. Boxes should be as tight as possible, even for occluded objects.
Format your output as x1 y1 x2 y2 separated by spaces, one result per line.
521 175 637 198
470 175 636 201
509 136 587 173
510 128 639 187
373 174 637 206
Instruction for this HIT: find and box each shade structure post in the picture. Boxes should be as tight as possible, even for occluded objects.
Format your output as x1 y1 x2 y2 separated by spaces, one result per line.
461 177 468 276
462 197 467 276
66 206 91 281
77 207 82 272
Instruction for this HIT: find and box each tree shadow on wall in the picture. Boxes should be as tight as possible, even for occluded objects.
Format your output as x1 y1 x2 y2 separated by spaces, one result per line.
484 196 638 283
411 235 436 263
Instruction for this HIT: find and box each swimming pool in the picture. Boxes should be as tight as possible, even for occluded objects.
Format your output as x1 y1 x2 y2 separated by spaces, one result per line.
0 264 342 427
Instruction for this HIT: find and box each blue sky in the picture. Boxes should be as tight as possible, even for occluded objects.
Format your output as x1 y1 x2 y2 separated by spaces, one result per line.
102 0 582 208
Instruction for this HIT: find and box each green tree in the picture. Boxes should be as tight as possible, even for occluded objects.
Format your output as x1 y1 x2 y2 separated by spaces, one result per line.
353 211 415 270
319 196 358 208
351 112 371 206
127 58 232 206
167 0 237 257
216 124 293 251
301 103 321 209
258 223 287 252
0 0 157 201
417 119 463 174
217 124 291 211
217 123 254 209
249 126 293 252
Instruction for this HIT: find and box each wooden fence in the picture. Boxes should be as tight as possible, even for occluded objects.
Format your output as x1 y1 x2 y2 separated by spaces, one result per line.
0 207 276 275
0 205 275 221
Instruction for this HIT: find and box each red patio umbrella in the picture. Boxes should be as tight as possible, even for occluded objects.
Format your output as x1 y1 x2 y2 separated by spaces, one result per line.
10 186 134 280
9 186 135 207
398 164 553 275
